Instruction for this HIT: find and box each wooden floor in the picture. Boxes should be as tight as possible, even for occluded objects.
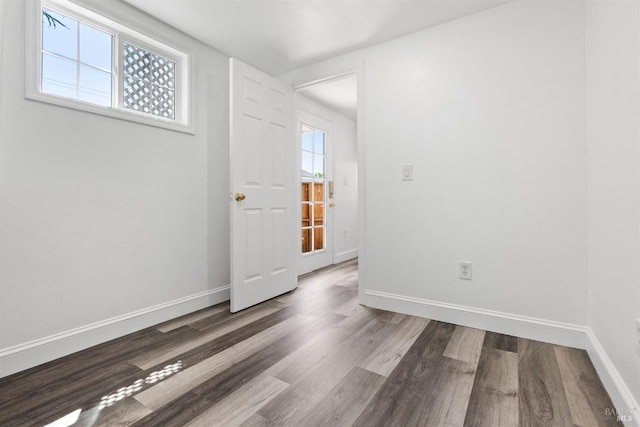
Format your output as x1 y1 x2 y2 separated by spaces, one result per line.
0 259 621 427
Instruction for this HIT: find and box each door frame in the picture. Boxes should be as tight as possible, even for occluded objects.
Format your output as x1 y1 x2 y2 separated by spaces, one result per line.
291 62 365 304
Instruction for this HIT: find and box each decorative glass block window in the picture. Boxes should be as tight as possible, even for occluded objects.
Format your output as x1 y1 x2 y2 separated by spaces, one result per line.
27 0 192 132
122 43 175 119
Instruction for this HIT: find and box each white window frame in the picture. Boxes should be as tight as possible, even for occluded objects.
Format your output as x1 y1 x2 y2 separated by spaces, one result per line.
25 0 194 134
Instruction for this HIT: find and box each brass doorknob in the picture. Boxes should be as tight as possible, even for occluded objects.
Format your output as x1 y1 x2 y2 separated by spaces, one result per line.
235 192 246 202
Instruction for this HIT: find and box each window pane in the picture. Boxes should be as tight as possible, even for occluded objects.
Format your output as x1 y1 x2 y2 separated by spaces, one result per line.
314 204 324 225
123 43 151 81
80 24 112 70
313 154 324 177
313 227 324 251
42 53 77 98
153 56 175 89
151 86 175 119
42 9 78 60
301 204 310 227
315 131 325 154
301 151 313 179
301 183 311 202
79 65 111 106
123 76 151 113
123 43 176 119
313 182 323 202
301 131 313 152
302 228 312 253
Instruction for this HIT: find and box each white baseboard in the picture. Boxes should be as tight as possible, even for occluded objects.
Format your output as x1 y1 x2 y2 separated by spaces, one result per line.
364 289 587 348
0 285 230 379
585 330 640 427
364 289 639 426
334 248 358 264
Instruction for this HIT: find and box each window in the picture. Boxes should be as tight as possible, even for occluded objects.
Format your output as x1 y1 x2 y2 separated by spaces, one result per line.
27 0 192 132
122 43 175 119
41 8 113 107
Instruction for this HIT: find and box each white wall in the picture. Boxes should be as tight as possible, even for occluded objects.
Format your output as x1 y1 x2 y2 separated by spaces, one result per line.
0 0 5 102
283 0 586 327
361 0 587 325
283 0 640 412
0 0 230 376
331 106 358 263
585 0 640 413
285 0 589 327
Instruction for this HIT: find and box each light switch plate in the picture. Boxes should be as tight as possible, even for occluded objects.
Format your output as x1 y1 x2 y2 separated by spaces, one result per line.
402 164 413 181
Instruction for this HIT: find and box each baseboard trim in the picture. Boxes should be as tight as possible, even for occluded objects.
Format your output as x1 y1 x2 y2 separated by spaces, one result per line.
334 248 358 264
364 289 639 426
585 329 640 426
364 289 587 349
0 285 230 378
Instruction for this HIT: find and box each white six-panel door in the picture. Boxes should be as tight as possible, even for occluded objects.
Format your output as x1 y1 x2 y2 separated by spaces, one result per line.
229 58 297 312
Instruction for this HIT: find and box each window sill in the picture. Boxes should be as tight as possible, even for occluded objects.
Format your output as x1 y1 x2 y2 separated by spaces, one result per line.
25 90 195 135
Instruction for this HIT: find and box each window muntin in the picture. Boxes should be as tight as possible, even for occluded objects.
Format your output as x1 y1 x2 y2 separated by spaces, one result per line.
29 0 192 132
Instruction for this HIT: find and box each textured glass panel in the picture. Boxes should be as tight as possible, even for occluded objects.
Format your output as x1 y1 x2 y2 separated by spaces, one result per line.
79 65 111 106
151 86 175 119
123 43 151 81
123 76 151 113
42 53 77 98
42 9 78 60
123 43 176 118
80 24 112 70
151 57 175 89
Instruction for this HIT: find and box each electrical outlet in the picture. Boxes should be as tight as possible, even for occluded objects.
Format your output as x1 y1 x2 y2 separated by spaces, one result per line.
343 229 348 239
459 261 472 280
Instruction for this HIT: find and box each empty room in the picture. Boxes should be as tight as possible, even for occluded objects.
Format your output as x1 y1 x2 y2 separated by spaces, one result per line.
1 0 639 425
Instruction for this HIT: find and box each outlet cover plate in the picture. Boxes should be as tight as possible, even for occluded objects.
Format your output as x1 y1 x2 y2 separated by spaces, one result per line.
459 261 472 280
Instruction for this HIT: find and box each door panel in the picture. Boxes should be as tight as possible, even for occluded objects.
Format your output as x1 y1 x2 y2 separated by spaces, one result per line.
242 115 262 186
230 58 296 312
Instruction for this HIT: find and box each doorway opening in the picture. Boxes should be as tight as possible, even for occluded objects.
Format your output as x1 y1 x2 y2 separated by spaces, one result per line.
295 72 359 279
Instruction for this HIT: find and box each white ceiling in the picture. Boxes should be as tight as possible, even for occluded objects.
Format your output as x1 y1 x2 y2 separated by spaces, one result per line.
122 0 512 119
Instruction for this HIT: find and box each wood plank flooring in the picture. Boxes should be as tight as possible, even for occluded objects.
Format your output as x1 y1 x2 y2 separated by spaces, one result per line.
0 259 622 426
